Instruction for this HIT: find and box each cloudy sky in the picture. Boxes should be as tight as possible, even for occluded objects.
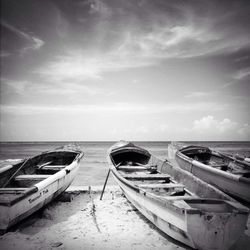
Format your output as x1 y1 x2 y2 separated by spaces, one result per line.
0 0 250 141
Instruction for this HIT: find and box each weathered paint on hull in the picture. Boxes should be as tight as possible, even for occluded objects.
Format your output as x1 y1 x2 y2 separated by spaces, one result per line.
112 168 248 250
176 153 250 203
186 209 248 250
0 162 79 232
111 171 194 248
108 141 249 250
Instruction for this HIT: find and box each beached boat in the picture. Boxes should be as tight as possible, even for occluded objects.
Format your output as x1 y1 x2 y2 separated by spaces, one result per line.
0 145 84 233
168 143 250 203
107 141 249 250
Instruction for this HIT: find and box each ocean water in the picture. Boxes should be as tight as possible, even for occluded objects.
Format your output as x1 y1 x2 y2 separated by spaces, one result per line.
0 141 250 186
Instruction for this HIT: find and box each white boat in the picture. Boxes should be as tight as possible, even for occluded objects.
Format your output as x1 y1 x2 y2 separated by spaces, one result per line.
168 143 250 203
107 141 249 250
0 145 84 233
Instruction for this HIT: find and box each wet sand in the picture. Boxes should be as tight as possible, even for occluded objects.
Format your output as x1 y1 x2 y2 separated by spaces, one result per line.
0 186 250 250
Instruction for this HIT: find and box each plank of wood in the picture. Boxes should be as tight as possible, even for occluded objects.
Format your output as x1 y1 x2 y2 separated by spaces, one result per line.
210 164 228 168
0 188 28 192
118 166 148 171
15 175 51 180
232 170 250 175
138 183 184 189
37 161 53 169
124 173 170 180
41 165 66 170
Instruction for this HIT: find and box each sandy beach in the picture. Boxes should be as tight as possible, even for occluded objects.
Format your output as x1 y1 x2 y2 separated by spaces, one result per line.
0 185 250 250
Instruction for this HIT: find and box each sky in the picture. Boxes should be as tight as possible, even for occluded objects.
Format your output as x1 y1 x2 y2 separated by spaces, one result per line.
0 0 250 141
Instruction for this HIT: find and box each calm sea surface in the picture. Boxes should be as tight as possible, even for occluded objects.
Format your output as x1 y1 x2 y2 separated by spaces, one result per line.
0 141 250 186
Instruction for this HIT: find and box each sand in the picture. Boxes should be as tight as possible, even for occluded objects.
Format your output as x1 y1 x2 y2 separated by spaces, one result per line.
0 186 250 250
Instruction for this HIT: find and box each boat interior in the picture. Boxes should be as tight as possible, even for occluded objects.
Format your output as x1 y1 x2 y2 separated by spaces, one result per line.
111 150 192 198
110 148 247 213
0 151 79 205
180 146 250 177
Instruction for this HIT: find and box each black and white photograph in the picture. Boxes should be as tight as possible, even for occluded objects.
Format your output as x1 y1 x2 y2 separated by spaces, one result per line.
0 0 250 249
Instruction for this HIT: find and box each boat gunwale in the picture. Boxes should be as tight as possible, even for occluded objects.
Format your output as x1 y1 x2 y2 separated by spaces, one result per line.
176 151 250 185
178 144 250 169
110 147 150 158
0 149 83 207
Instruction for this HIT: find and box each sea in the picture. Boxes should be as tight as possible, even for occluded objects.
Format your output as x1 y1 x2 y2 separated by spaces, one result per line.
0 141 250 186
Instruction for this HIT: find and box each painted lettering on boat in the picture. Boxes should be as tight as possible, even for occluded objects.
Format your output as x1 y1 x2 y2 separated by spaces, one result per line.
28 189 49 203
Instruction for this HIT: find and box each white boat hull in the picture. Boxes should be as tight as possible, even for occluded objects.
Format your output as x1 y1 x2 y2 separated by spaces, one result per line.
111 168 247 250
176 152 250 203
0 158 80 232
112 171 193 247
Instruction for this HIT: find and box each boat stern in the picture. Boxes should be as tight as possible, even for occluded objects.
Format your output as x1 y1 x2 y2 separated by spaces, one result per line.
186 200 249 250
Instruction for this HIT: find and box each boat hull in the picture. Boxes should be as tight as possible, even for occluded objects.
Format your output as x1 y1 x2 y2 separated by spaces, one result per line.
176 151 250 203
111 167 248 250
111 169 193 247
108 141 249 250
0 148 83 233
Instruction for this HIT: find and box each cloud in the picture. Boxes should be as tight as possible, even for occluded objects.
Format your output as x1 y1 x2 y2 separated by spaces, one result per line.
119 23 249 60
188 115 250 140
89 0 112 17
0 78 107 97
0 51 12 58
0 102 227 116
220 67 250 89
34 50 155 82
238 124 250 137
0 78 29 95
32 0 250 81
185 92 213 98
193 116 237 133
110 123 170 140
113 0 250 60
219 82 235 89
34 53 103 81
233 67 250 80
1 20 44 55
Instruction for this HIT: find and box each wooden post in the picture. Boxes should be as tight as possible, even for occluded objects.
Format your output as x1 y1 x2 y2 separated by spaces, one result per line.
100 169 111 200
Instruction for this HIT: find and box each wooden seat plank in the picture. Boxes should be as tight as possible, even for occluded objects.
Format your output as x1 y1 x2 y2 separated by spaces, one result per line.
41 165 66 170
232 170 250 175
37 161 53 169
123 173 170 180
0 188 28 192
138 183 184 189
118 166 148 171
15 175 51 181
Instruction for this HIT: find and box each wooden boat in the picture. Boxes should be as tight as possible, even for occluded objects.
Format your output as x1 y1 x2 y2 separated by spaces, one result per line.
168 143 250 203
0 145 84 233
107 141 249 250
